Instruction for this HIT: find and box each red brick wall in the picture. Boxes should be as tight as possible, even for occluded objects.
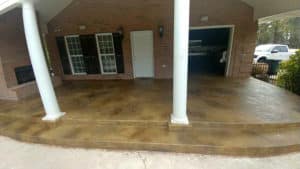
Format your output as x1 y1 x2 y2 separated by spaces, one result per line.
190 0 257 77
0 8 31 87
47 0 257 79
47 0 173 80
0 9 62 100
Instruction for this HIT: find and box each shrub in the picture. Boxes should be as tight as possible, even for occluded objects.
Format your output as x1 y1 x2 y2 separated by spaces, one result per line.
277 50 300 95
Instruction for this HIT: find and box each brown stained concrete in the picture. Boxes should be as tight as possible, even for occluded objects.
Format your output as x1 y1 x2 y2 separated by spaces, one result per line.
1 76 300 156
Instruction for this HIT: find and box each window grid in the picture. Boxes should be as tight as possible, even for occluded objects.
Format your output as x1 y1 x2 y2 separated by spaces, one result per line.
96 34 117 74
65 36 86 74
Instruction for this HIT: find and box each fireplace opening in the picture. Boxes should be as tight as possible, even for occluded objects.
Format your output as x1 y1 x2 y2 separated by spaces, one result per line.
15 65 35 85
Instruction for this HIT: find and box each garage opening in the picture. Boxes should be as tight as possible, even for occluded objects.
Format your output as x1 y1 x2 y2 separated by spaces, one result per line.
188 27 233 76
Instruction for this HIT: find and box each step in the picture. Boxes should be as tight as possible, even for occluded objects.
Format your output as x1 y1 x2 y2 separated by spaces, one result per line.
0 116 300 156
2 113 300 131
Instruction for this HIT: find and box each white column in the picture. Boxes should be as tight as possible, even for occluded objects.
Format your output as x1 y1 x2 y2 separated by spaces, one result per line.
22 0 65 121
171 0 190 124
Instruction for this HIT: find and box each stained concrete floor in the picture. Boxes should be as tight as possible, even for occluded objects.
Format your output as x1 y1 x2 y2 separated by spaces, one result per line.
0 136 300 169
1 76 300 156
0 75 300 124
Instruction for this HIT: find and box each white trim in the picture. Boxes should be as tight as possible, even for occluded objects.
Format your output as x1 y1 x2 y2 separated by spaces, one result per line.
64 36 75 75
95 33 118 75
189 25 235 77
0 0 20 16
190 25 235 30
226 27 235 77
64 35 87 75
130 32 136 78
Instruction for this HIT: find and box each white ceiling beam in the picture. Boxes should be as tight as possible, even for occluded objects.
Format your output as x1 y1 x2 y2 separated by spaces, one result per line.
0 0 21 15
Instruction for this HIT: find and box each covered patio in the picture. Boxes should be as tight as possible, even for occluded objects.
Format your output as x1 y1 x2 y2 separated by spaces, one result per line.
1 76 300 156
1 0 300 156
0 0 299 124
1 76 300 125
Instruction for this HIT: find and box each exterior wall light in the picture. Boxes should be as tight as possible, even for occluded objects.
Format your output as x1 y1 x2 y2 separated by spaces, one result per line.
159 25 164 38
117 26 124 39
79 25 87 30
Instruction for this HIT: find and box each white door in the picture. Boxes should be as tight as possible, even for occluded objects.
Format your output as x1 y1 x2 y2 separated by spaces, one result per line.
131 31 154 78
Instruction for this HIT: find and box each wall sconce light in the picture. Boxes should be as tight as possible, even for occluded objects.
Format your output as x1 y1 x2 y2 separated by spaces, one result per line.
159 25 164 38
117 26 124 39
79 25 87 30
54 27 62 33
200 16 209 22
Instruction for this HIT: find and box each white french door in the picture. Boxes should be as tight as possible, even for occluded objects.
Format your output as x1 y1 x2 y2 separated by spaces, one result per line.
64 35 86 75
95 33 118 74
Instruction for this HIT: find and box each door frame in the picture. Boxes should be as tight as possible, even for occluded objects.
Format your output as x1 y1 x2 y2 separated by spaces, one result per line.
190 25 235 77
130 30 155 78
95 33 118 75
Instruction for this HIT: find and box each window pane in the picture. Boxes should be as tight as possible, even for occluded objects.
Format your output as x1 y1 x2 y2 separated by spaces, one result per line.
65 36 86 74
97 34 115 54
96 34 117 73
101 55 117 73
71 56 86 73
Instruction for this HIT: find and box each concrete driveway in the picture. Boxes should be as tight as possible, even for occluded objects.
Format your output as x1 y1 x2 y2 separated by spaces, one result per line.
0 136 299 169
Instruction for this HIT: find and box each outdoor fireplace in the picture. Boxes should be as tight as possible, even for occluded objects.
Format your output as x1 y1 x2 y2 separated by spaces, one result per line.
15 65 35 85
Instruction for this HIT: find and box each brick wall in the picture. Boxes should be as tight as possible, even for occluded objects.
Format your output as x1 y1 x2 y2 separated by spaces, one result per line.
46 0 257 79
0 8 62 100
0 8 29 100
190 0 257 77
47 0 173 79
0 8 31 87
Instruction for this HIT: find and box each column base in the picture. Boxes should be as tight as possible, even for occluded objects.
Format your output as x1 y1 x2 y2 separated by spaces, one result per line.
42 112 65 122
171 113 189 125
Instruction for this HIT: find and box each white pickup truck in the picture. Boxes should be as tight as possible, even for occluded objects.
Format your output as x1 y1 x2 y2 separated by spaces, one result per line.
253 44 295 63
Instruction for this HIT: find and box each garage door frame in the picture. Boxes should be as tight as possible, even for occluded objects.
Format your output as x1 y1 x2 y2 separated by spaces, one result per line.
190 25 235 77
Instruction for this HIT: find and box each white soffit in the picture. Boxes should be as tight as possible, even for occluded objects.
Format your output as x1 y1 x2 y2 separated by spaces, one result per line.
35 0 73 22
0 0 20 15
0 0 73 23
242 0 300 20
259 10 300 23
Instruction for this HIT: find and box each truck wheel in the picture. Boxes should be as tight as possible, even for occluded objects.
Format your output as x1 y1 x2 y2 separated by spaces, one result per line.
258 58 266 63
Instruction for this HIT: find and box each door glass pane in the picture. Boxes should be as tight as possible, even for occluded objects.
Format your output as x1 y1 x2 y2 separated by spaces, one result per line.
96 34 117 74
65 36 86 74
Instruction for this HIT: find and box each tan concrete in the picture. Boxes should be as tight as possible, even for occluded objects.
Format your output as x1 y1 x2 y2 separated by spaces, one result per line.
0 76 300 156
1 136 300 169
1 76 300 125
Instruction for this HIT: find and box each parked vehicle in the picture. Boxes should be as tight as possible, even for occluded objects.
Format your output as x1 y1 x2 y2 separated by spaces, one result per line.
253 44 294 63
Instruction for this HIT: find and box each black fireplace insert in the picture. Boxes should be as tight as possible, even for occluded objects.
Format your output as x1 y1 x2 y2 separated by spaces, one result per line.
15 65 35 85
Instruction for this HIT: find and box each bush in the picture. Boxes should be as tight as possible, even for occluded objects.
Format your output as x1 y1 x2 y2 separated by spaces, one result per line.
277 50 300 95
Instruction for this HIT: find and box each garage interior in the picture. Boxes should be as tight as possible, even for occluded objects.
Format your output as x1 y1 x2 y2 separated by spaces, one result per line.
188 27 231 76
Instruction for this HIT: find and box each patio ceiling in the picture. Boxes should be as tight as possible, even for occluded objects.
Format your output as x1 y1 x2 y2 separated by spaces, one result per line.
0 0 19 15
1 0 300 23
0 0 73 22
241 0 300 21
